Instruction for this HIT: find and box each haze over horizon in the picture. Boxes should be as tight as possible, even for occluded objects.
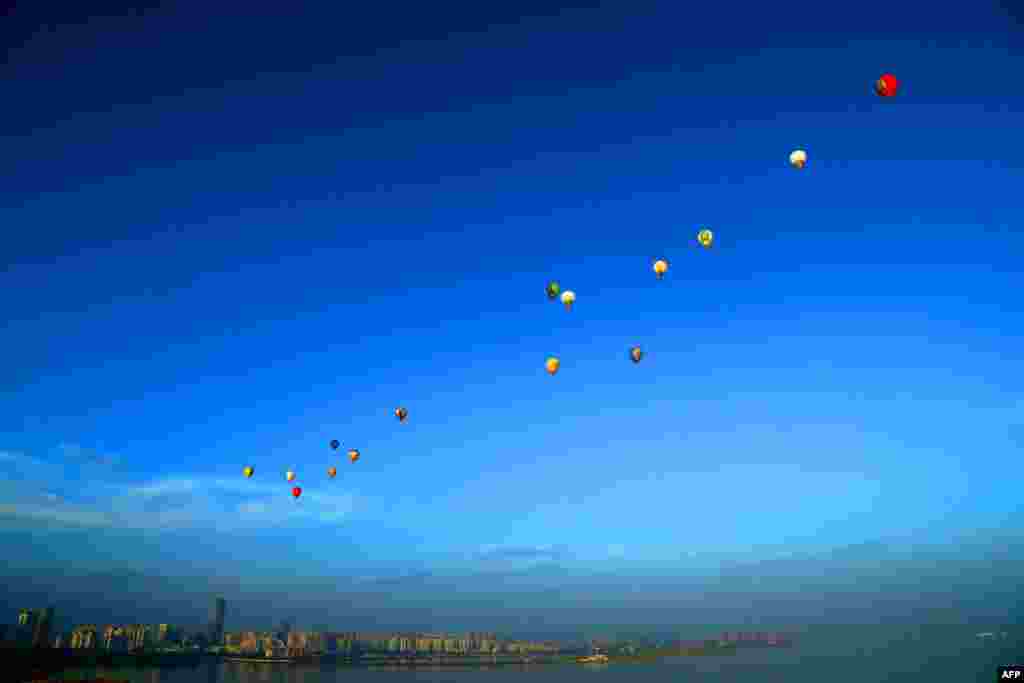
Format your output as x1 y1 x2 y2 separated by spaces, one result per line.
2 0 1023 636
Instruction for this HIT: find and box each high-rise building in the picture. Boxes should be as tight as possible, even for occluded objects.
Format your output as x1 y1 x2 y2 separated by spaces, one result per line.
208 597 226 645
17 607 55 648
71 625 98 649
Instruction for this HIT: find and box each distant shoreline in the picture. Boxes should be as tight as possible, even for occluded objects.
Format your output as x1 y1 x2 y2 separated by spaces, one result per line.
8 640 772 680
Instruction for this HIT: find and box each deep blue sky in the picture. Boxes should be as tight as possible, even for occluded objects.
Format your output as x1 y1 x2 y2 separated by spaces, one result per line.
2 1 1023 630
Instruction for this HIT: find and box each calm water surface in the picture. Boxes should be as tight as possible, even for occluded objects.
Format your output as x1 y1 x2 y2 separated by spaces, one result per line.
52 628 1022 683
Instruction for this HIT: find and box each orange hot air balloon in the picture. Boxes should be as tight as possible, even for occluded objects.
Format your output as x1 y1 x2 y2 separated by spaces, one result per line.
327 466 337 479
242 466 254 478
292 486 302 499
653 259 668 279
874 73 899 97
348 448 360 464
545 356 560 375
395 406 408 422
286 470 296 482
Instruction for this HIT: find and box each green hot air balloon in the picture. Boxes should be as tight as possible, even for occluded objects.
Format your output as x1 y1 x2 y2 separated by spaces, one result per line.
546 281 561 301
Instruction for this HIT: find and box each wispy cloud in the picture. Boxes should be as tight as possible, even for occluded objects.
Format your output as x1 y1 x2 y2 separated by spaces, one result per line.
0 449 51 470
58 442 120 467
477 544 570 561
607 544 627 559
0 448 358 533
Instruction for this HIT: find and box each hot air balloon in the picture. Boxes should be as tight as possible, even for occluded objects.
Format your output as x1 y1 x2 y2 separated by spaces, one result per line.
630 346 643 363
330 439 340 450
242 466 254 478
560 290 576 311
789 149 807 169
874 73 899 97
545 356 560 375
286 470 296 482
653 259 668 279
348 448 360 464
327 466 337 479
546 281 561 300
698 229 714 249
292 486 302 499
395 406 408 422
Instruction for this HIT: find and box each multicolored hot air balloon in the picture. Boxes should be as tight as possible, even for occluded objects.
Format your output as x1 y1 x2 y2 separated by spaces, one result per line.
348 448 360 464
546 281 561 301
698 229 714 249
653 259 668 279
286 470 296 482
327 466 337 479
545 357 560 375
789 149 807 169
630 346 643 363
560 290 576 311
395 406 408 422
874 73 899 97
292 486 302 499
242 466 254 478
330 439 340 450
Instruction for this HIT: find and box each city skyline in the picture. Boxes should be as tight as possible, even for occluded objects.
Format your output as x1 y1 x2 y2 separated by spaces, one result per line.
2 0 1024 636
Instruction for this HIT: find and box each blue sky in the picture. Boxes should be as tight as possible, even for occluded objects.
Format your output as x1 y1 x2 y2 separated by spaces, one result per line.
1 0 1023 628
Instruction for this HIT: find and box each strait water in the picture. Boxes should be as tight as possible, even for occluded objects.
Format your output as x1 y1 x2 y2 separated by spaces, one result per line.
46 627 1022 683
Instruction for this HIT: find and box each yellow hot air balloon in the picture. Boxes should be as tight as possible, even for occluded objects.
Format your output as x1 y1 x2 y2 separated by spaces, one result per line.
327 466 337 479
545 356 560 375
630 346 643 363
560 290 576 311
286 470 296 482
242 466 254 478
653 259 668 279
698 229 714 249
789 149 807 169
348 449 360 464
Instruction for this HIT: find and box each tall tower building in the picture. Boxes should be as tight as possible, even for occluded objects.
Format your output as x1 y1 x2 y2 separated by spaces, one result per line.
32 607 54 648
208 597 226 646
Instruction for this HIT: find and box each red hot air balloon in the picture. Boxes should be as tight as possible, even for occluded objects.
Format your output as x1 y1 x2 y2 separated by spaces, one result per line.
395 406 408 422
874 73 899 97
292 486 302 499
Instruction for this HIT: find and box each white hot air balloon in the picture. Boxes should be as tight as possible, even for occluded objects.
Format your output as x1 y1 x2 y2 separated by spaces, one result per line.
560 290 576 311
789 149 807 169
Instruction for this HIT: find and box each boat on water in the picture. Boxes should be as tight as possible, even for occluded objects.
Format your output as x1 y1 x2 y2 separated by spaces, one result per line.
576 651 610 664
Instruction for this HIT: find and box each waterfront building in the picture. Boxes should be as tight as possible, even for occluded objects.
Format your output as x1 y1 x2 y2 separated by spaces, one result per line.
102 626 130 652
123 623 155 650
208 597 226 646
287 630 305 657
21 607 54 648
71 625 98 649
263 638 286 658
15 609 36 645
